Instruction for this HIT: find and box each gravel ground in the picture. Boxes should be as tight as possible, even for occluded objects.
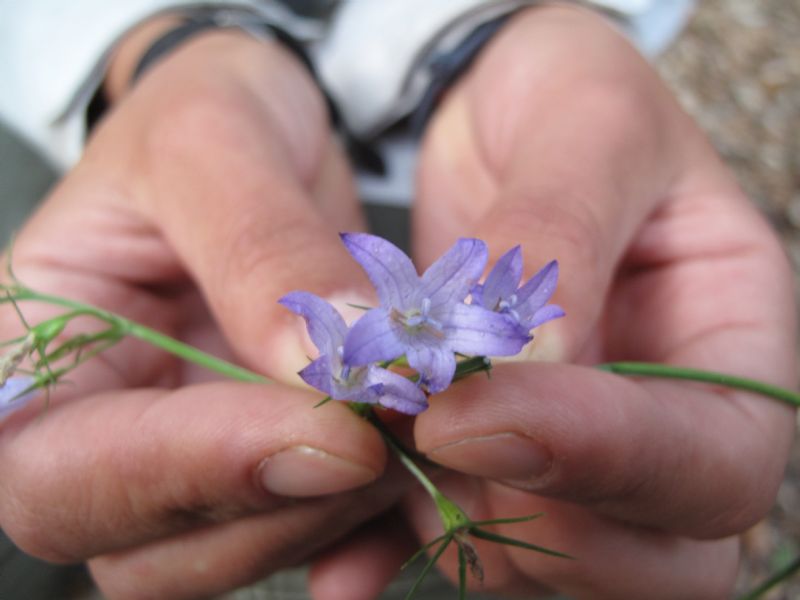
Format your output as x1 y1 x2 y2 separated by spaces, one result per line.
656 1 800 597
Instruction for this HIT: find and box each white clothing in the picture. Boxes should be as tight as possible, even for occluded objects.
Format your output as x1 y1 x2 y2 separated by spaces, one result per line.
0 0 695 203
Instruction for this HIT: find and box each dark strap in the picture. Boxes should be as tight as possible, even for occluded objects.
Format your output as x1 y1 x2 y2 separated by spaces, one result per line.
410 13 515 135
132 18 223 83
86 13 315 137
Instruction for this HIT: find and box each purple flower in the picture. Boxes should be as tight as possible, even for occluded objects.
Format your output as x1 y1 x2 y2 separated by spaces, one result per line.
0 376 38 420
279 291 428 415
471 246 565 332
341 233 531 393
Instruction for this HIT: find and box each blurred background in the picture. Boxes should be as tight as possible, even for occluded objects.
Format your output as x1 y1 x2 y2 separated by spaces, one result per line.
0 0 798 597
657 2 800 599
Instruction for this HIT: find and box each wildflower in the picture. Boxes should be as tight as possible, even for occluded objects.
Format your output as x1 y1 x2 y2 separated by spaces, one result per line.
471 246 565 332
341 233 531 393
0 375 38 420
279 291 428 414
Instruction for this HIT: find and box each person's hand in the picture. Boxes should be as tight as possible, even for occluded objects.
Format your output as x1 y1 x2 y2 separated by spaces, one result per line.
0 27 408 599
310 6 797 599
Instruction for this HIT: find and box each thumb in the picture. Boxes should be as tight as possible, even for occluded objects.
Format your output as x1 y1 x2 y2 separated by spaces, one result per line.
12 36 372 387
412 4 690 362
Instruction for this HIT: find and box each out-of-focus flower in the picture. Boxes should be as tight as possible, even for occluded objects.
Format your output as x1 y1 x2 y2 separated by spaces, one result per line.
0 375 38 420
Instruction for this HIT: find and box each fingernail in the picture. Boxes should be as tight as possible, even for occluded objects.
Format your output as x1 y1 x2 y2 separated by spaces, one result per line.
427 433 552 481
258 446 378 497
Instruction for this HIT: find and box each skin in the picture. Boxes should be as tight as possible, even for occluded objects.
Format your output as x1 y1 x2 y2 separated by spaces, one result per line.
0 4 795 600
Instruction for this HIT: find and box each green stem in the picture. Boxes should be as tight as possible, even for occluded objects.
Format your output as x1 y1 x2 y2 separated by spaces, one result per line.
364 412 441 500
5 286 268 384
601 361 800 599
126 321 267 383
598 362 800 407
738 555 800 600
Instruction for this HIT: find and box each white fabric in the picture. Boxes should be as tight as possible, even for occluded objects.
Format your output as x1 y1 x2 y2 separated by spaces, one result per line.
315 0 531 139
0 1 320 168
0 0 694 174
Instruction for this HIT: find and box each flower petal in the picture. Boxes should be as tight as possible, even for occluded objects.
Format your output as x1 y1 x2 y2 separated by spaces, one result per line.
445 303 531 356
480 246 523 310
419 238 487 311
350 382 384 406
525 304 566 330
340 233 418 309
516 260 560 313
298 356 336 396
406 344 457 394
470 283 485 307
0 376 38 420
366 367 428 415
343 308 405 366
279 291 347 357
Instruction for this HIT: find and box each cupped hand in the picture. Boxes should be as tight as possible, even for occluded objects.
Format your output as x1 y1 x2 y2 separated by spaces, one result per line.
312 6 797 600
0 30 403 599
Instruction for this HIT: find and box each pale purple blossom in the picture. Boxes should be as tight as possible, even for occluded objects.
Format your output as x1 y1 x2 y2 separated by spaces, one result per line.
279 291 428 414
0 376 38 420
341 233 531 393
471 246 565 332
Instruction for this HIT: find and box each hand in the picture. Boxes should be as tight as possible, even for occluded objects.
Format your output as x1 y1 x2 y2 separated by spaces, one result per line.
0 28 405 599
310 6 797 599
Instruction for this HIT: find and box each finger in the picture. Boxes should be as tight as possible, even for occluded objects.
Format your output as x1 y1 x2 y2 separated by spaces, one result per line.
119 36 371 380
0 382 386 563
308 512 418 600
413 4 724 364
7 34 369 387
415 363 790 538
404 474 739 600
89 465 412 600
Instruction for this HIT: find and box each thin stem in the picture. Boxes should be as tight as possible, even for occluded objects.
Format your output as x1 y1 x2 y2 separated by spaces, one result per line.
4 286 268 384
126 322 267 383
457 545 467 600
738 555 800 600
364 412 441 500
598 362 800 407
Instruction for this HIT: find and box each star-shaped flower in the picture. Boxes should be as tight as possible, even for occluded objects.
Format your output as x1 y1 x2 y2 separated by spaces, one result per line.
279 291 428 414
341 233 531 393
471 246 565 332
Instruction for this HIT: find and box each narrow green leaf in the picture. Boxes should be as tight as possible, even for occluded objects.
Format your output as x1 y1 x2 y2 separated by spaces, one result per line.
313 396 333 408
469 513 544 527
737 554 800 600
405 536 451 600
470 528 574 559
402 533 448 570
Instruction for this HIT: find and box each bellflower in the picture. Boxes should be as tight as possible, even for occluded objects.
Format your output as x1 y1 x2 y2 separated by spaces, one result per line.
471 246 565 332
341 233 531 393
0 376 38 420
279 291 428 414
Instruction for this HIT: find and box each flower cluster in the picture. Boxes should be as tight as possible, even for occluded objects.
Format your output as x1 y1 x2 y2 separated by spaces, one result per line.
280 233 564 414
